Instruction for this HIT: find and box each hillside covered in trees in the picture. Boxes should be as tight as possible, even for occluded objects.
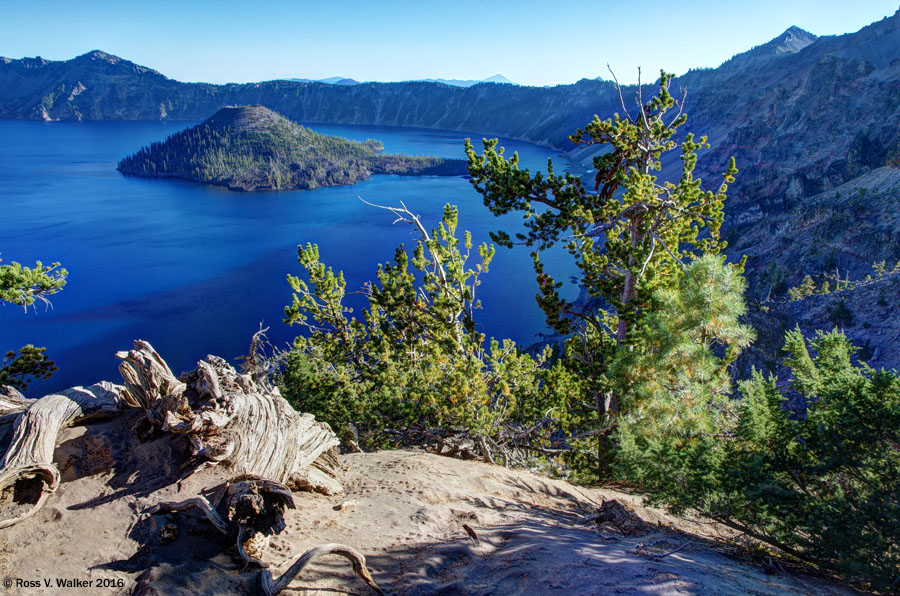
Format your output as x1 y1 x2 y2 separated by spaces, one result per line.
117 105 465 190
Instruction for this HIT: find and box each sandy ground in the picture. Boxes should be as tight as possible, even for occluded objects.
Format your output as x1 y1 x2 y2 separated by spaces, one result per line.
0 411 862 596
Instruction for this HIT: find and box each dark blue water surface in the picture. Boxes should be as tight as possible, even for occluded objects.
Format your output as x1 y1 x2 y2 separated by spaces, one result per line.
0 120 579 395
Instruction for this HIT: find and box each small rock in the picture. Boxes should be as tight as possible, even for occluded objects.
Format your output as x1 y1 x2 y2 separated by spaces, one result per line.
333 500 358 511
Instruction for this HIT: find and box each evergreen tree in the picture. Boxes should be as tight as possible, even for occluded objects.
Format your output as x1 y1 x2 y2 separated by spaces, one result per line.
0 256 68 391
614 254 754 506
281 203 553 462
799 274 816 296
724 329 900 589
0 258 66 309
618 324 900 589
465 72 739 474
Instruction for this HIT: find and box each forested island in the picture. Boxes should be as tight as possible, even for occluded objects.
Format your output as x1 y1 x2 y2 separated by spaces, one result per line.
117 105 465 190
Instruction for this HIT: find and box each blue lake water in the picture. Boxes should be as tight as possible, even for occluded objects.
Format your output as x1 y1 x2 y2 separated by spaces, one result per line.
0 120 579 395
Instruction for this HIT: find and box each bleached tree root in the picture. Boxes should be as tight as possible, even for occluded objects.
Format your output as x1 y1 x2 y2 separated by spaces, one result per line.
0 386 34 418
116 340 343 494
0 338 343 533
0 382 123 528
259 543 383 596
1 339 376 594
148 496 231 535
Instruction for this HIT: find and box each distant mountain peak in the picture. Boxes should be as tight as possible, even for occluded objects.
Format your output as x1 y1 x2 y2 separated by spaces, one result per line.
415 74 517 87
319 76 360 85
285 76 360 85
771 26 818 54
287 74 517 87
482 74 515 84
66 50 164 78
719 25 818 70
77 50 121 63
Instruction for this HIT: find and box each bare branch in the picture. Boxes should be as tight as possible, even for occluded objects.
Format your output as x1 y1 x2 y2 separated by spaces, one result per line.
638 234 656 279
358 197 448 286
649 230 684 269
259 543 383 595
148 496 230 535
607 64 632 121
668 86 688 128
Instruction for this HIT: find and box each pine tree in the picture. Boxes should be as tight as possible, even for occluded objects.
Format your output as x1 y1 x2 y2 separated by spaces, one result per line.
614 254 754 503
788 274 817 301
465 72 739 474
0 255 68 391
281 203 553 462
724 329 900 589
620 325 900 589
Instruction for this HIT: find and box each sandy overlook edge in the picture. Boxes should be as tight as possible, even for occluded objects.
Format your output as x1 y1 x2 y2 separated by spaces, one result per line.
0 415 860 595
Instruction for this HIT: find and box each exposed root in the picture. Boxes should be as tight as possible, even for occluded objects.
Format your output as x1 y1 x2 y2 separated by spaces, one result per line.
259 543 383 596
0 464 56 529
629 539 694 560
147 474 294 567
587 499 650 537
462 523 480 546
148 496 230 535
116 340 343 492
237 525 269 570
0 382 123 528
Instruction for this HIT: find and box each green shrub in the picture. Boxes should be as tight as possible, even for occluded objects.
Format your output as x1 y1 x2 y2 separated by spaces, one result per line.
279 204 556 462
0 256 68 391
622 325 900 589
828 298 854 327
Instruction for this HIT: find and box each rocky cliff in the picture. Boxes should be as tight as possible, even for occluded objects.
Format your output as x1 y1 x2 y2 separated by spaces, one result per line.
3 14 898 245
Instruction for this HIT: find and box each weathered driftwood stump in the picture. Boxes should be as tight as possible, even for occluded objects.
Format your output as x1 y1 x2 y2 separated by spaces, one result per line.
0 381 124 528
0 340 383 595
115 339 342 494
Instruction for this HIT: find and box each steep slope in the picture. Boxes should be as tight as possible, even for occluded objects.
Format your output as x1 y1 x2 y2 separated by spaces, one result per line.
2 13 898 214
0 50 178 120
117 105 464 191
682 13 900 247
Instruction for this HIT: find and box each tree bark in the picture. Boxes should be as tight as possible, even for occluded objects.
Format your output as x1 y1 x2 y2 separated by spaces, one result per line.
0 340 378 593
0 381 123 528
116 340 342 494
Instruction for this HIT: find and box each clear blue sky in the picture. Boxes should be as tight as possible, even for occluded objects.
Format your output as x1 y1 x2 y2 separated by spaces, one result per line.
2 1 898 86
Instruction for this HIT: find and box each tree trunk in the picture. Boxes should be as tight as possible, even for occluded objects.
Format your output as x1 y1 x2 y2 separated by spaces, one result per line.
0 381 123 528
116 340 342 494
0 339 344 530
